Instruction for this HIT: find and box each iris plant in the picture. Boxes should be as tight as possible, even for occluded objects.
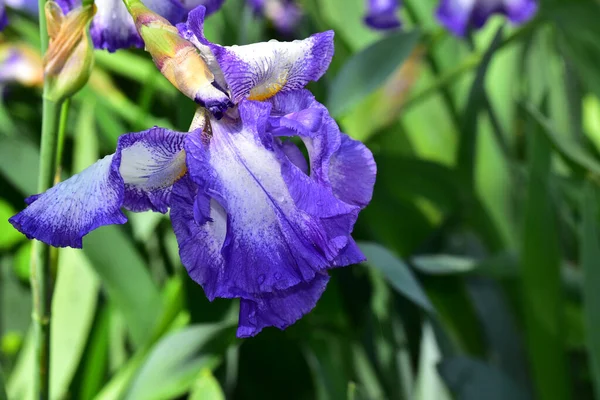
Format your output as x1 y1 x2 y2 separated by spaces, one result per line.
10 4 376 337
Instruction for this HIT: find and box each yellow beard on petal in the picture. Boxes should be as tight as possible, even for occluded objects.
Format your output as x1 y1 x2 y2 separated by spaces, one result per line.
247 70 289 101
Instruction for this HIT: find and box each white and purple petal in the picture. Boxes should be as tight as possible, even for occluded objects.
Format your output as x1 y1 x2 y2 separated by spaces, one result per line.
436 0 537 36
6 0 38 15
9 154 127 248
364 0 401 31
178 5 334 103
237 273 329 337
171 100 362 304
56 0 185 51
9 127 189 248
118 127 188 213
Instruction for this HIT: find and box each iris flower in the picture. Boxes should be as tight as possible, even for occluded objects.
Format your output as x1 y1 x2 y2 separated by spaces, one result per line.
246 0 302 34
0 44 43 88
364 0 402 31
55 0 223 52
10 5 376 337
1 0 38 29
436 0 537 36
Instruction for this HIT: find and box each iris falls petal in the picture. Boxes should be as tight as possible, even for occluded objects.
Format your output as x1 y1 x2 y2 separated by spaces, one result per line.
9 154 127 248
9 126 189 248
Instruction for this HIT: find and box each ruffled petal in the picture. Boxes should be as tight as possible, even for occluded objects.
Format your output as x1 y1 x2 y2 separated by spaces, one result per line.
329 133 376 208
118 126 188 213
178 6 334 103
237 273 329 337
171 100 360 305
9 154 127 248
364 0 402 31
57 0 185 51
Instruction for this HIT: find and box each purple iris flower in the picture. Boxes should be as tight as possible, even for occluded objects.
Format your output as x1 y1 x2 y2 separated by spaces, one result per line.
10 5 377 337
0 1 7 30
364 0 401 30
246 0 302 34
436 0 537 36
55 0 223 52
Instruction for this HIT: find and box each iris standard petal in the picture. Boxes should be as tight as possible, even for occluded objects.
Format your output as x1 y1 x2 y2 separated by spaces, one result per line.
56 0 185 51
9 154 127 248
237 273 329 337
364 0 401 30
247 0 303 34
118 126 188 213
178 6 334 103
6 0 38 14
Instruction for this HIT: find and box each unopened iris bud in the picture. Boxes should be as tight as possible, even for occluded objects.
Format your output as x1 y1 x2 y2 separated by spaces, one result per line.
124 0 232 119
44 2 95 102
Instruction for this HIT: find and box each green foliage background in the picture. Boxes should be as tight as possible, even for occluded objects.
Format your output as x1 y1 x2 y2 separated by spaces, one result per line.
1 0 600 398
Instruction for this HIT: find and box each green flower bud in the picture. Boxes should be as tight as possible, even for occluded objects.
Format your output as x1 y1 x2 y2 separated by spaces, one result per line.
44 2 96 102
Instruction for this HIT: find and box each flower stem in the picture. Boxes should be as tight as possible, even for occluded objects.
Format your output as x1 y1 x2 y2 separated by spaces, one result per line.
31 0 64 398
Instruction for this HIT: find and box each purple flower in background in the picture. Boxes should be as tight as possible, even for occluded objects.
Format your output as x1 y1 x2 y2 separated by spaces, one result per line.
0 1 7 30
0 44 43 87
55 0 222 52
246 0 302 34
436 0 537 36
364 0 401 30
10 4 376 337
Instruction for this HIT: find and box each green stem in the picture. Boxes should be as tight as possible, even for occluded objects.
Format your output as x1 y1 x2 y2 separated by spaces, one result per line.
31 98 62 400
32 1 64 398
55 98 71 182
402 21 538 112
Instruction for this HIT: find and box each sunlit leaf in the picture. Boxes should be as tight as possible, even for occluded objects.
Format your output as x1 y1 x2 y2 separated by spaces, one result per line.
358 242 434 312
327 30 420 117
189 369 225 400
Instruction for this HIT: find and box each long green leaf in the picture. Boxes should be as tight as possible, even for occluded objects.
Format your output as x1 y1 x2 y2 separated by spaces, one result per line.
521 111 569 400
358 242 434 313
327 30 420 117
189 369 226 400
581 181 600 398
125 324 232 400
0 365 7 400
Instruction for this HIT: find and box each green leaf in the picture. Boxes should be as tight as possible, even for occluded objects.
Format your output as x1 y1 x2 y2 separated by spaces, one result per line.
125 324 232 400
525 104 600 176
438 356 528 400
0 200 24 250
5 249 100 400
327 30 420 117
0 135 39 195
0 365 6 400
580 181 600 398
189 369 225 400
413 323 452 400
358 242 434 313
456 27 504 189
520 110 570 400
411 255 476 275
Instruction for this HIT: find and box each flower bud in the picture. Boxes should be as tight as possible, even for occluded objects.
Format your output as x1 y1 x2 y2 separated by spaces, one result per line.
124 0 232 119
44 2 96 101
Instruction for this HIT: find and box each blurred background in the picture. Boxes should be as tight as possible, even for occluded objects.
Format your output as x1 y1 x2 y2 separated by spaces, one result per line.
1 0 600 398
